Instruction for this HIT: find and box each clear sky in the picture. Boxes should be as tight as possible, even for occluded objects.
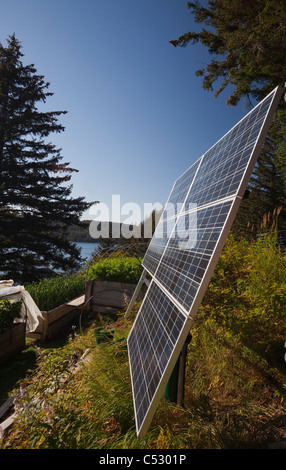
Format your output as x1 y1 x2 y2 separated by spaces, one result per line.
1 0 250 224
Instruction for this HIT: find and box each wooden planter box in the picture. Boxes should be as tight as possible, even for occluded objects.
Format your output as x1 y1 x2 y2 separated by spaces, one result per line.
28 278 144 341
85 280 145 313
27 295 85 341
0 323 26 365
43 295 85 341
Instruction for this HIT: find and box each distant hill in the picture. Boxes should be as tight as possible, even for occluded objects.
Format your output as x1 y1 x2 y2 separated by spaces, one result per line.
66 221 94 242
66 220 136 242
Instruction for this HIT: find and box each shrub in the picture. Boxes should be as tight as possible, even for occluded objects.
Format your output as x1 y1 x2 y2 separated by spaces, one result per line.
86 257 143 284
0 299 22 333
198 231 286 359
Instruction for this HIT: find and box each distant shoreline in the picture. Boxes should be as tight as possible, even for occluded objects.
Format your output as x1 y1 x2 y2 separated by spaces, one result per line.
67 220 133 243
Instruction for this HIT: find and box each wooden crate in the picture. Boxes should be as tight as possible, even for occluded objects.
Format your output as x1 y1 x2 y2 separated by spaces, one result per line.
28 277 143 340
85 280 143 312
28 295 85 341
0 323 26 365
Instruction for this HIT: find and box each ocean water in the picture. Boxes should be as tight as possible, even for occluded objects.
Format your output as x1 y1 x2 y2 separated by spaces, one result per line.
76 242 99 262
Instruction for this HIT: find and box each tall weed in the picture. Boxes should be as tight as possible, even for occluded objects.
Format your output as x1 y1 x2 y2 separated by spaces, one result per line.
25 274 85 311
200 232 286 349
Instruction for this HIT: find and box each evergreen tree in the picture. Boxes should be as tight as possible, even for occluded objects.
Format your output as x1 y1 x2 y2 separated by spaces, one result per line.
0 35 92 282
170 0 286 105
232 137 286 238
170 0 286 236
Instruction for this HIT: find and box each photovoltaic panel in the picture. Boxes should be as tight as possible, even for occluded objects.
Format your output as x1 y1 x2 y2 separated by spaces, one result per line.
154 200 233 313
182 90 276 210
143 158 201 275
141 218 172 277
128 86 283 438
161 158 201 221
128 282 187 432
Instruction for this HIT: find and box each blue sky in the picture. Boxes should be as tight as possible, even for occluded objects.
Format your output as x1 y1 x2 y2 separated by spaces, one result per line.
1 0 249 224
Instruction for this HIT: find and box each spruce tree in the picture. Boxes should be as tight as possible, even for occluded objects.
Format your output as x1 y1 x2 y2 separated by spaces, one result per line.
170 0 286 236
170 0 286 105
232 138 286 238
0 35 92 282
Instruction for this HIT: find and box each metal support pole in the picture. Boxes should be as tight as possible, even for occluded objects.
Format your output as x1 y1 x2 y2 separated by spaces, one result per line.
124 268 148 319
165 333 192 406
177 333 192 406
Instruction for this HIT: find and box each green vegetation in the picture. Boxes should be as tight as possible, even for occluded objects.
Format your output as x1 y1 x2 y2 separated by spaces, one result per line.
0 35 92 284
25 275 85 311
86 257 143 285
1 234 286 449
0 300 22 333
23 257 143 314
0 345 37 407
198 232 286 353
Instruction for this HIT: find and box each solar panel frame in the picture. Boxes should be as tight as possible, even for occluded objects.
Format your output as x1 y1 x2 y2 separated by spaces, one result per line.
142 88 281 281
128 281 189 434
128 86 283 438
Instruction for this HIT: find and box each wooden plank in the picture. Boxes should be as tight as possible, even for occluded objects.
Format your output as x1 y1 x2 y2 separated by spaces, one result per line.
67 295 85 307
89 280 136 309
42 311 48 340
0 413 17 439
45 308 80 340
85 280 93 310
27 296 86 341
47 304 74 324
0 323 26 365
46 295 85 324
0 396 14 421
26 331 43 340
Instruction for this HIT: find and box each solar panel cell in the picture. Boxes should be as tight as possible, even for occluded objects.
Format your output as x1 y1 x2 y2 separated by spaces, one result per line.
127 86 283 438
161 158 202 221
154 200 233 311
128 282 187 435
182 92 275 209
142 218 173 275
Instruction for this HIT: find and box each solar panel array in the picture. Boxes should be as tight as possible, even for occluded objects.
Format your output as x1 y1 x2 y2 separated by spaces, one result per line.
127 86 282 438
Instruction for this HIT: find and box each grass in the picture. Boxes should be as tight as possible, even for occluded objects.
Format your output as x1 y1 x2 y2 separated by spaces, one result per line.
25 274 85 311
0 343 38 406
1 233 286 449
